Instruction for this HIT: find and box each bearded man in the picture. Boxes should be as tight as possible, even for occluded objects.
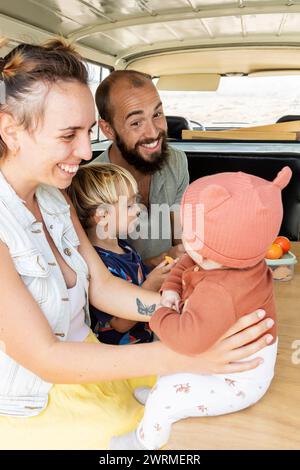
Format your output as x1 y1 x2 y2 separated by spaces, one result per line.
93 70 189 267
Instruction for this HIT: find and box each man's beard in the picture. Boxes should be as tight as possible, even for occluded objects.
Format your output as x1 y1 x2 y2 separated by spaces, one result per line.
115 130 169 174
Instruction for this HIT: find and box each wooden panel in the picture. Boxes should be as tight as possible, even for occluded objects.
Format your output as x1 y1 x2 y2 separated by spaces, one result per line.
168 242 300 450
233 120 300 133
182 129 298 141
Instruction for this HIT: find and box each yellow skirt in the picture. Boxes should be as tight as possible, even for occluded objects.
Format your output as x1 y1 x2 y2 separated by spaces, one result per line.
0 331 156 450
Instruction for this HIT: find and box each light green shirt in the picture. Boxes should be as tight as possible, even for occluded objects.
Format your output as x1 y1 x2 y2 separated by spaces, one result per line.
93 145 189 261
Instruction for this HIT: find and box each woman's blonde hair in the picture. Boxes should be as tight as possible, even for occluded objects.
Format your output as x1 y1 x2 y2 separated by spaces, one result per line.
0 37 88 158
67 162 138 229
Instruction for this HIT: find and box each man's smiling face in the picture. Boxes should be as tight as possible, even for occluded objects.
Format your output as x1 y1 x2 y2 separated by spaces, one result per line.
109 80 169 173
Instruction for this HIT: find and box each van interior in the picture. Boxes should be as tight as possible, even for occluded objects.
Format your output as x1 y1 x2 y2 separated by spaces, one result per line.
0 0 299 450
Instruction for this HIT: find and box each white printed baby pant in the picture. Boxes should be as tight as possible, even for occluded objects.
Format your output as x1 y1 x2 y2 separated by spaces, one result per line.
136 341 278 449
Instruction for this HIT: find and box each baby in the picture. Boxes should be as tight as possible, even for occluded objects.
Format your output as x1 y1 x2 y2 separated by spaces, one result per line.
110 166 292 449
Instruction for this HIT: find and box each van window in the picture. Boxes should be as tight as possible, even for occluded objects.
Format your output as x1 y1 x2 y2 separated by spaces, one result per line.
159 75 300 130
87 61 111 141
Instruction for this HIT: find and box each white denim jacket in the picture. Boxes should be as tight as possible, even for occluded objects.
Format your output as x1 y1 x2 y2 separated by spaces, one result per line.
0 171 90 417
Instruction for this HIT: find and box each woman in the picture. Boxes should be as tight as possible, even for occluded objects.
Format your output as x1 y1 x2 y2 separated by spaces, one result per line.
0 38 273 449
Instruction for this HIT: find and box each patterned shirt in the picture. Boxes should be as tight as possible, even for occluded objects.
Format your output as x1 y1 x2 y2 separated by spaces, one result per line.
90 239 153 345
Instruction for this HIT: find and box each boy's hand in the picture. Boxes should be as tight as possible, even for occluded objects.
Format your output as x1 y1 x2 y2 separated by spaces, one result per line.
160 289 181 313
142 259 176 292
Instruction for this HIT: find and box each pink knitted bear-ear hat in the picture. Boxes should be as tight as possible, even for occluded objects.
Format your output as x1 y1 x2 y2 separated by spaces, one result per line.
180 167 292 268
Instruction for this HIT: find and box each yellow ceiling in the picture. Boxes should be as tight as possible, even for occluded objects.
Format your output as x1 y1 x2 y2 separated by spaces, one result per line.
1 1 300 75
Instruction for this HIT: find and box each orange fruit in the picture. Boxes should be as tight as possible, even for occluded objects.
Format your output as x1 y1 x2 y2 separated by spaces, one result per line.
274 236 291 254
265 243 283 260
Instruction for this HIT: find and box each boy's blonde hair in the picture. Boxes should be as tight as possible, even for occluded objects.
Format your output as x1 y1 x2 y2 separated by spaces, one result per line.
67 162 138 229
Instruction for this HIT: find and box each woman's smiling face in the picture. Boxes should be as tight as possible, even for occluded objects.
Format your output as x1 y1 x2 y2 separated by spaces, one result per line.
15 81 96 189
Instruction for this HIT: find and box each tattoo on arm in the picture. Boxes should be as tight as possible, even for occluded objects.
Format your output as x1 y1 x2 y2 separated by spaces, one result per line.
136 298 156 316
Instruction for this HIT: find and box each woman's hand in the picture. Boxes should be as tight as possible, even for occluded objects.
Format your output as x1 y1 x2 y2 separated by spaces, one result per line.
166 309 274 375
